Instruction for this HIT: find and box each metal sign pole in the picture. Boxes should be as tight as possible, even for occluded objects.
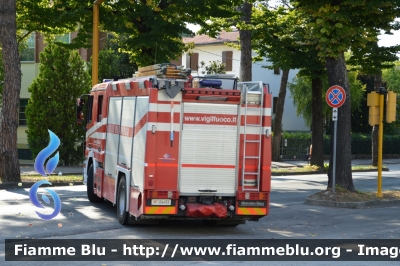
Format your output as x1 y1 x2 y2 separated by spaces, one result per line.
332 120 337 193
332 107 338 193
326 86 345 194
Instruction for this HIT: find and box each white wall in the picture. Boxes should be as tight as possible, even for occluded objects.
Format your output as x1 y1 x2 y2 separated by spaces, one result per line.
19 63 38 148
252 58 309 132
183 45 309 132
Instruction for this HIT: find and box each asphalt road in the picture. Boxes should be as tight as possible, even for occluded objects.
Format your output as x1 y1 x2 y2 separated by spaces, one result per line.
1 169 400 266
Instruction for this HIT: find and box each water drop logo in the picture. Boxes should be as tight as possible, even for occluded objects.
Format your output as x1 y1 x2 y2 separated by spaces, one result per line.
34 130 60 177
29 180 62 220
29 130 62 220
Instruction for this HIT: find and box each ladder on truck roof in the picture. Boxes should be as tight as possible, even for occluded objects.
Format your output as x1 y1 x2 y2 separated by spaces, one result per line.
241 82 264 191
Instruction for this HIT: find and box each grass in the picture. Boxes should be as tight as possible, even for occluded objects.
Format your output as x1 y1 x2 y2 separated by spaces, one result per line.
272 164 385 173
272 165 321 173
309 186 400 202
0 175 82 184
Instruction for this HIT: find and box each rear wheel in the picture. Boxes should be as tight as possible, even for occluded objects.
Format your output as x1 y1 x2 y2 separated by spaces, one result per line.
117 176 129 225
87 165 102 203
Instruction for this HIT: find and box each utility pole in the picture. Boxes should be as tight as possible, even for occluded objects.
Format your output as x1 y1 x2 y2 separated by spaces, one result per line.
92 0 106 86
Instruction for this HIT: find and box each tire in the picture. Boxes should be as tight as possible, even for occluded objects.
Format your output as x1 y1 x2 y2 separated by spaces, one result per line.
117 176 129 225
87 165 102 203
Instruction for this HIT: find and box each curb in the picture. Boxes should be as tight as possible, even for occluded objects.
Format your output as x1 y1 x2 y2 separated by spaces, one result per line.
304 198 400 209
272 171 324 176
20 172 82 176
0 181 83 190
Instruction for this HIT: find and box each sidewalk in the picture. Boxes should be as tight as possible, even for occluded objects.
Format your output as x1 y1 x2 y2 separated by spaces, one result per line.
272 158 400 170
17 158 400 175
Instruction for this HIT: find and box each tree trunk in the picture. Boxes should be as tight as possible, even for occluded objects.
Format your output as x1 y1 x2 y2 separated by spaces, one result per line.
239 1 252 82
371 72 382 166
310 77 324 168
272 69 289 161
0 0 21 182
326 53 354 192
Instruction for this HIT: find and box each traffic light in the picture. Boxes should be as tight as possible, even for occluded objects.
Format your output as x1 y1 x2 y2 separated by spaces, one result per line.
386 91 397 123
367 92 380 126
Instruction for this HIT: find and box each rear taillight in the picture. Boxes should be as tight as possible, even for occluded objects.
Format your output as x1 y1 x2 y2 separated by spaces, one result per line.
147 190 179 199
237 192 268 200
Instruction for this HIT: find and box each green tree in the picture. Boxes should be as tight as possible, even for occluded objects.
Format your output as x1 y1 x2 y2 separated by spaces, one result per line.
1 0 240 181
293 0 400 191
383 61 400 91
288 70 366 128
87 35 138 83
196 0 255 81
97 0 240 66
16 0 243 64
25 43 91 166
347 41 400 166
382 61 400 134
252 4 328 167
199 60 227 75
1 0 85 182
238 1 254 81
0 46 3 103
0 0 21 182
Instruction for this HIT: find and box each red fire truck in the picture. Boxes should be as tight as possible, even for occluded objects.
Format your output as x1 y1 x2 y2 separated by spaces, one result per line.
77 64 272 226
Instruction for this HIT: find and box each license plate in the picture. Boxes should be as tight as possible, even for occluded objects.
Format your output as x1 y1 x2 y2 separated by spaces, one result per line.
151 199 171 205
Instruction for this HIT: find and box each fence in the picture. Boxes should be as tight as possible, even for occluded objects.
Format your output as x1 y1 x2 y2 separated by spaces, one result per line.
280 138 311 160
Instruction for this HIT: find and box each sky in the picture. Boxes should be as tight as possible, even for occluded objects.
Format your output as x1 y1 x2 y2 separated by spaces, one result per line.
378 30 400 48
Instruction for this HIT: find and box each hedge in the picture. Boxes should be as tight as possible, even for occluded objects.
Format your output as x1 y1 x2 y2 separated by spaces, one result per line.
280 132 400 155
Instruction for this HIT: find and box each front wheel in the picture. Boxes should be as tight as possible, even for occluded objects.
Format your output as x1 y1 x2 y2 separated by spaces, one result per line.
87 165 102 203
117 176 129 225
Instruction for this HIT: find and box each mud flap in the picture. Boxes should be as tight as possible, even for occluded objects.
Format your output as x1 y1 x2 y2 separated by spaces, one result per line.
185 203 227 218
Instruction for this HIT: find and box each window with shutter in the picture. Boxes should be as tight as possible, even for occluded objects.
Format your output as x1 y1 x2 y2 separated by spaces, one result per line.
222 51 233 71
190 53 199 71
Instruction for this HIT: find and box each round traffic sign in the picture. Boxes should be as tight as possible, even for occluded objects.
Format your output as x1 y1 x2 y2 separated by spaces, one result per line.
326 85 346 108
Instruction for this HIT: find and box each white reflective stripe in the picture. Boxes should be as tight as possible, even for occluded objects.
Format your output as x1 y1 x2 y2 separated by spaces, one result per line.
132 157 145 165
90 132 106 139
149 103 157 112
158 90 182 101
240 107 272 117
125 81 131 90
263 108 272 116
240 126 272 134
149 103 181 112
112 83 118 91
86 118 107 137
